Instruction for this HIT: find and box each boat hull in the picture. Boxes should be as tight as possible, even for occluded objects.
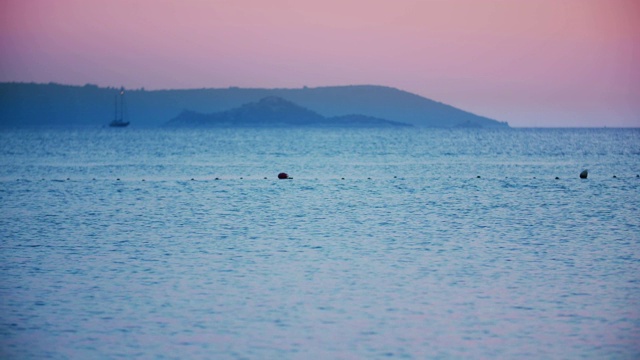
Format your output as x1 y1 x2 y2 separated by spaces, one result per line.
109 121 130 127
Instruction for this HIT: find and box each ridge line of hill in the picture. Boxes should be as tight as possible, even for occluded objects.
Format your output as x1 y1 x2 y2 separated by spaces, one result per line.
0 82 509 128
164 96 413 128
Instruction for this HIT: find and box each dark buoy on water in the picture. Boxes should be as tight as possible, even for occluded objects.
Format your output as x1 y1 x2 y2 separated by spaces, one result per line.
278 172 289 180
580 169 588 179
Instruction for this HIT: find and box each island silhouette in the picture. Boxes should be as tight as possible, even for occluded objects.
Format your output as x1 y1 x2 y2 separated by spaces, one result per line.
0 83 509 128
164 96 412 128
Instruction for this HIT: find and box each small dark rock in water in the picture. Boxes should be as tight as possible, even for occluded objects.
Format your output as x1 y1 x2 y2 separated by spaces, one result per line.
477 175 481 178
555 177 560 180
613 175 617 178
278 172 289 179
580 170 588 179
215 177 220 180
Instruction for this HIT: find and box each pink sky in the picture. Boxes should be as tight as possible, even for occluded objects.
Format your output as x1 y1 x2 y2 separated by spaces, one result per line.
1 0 638 127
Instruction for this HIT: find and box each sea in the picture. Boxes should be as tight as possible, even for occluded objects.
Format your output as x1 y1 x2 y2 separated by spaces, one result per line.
1 127 639 359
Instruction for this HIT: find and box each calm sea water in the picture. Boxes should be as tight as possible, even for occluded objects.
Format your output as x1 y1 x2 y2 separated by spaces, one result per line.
1 128 639 359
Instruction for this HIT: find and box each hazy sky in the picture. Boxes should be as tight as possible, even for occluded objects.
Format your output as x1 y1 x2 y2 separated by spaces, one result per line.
1 0 638 127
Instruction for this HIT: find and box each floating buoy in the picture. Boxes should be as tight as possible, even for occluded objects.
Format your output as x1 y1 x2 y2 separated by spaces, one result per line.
278 172 289 179
580 170 588 179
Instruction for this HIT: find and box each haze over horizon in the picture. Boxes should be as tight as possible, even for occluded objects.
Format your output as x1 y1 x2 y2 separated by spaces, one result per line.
1 0 638 127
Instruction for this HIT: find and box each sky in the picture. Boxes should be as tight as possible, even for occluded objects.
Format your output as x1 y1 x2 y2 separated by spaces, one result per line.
0 0 638 127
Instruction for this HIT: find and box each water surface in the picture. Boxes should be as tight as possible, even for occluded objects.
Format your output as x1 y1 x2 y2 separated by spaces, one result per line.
1 128 639 359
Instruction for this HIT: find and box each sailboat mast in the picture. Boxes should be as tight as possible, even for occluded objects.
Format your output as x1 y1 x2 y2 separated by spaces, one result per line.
109 86 130 127
119 87 125 122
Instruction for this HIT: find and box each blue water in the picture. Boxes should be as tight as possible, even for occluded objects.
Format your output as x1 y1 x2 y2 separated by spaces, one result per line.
1 128 639 359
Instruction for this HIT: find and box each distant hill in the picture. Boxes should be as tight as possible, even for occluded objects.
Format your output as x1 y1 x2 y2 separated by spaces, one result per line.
165 96 412 128
0 82 509 128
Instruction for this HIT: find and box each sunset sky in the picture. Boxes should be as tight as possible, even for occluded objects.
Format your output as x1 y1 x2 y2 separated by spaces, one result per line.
1 0 638 127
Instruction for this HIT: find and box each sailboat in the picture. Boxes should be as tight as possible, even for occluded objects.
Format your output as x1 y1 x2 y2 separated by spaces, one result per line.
109 87 130 127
